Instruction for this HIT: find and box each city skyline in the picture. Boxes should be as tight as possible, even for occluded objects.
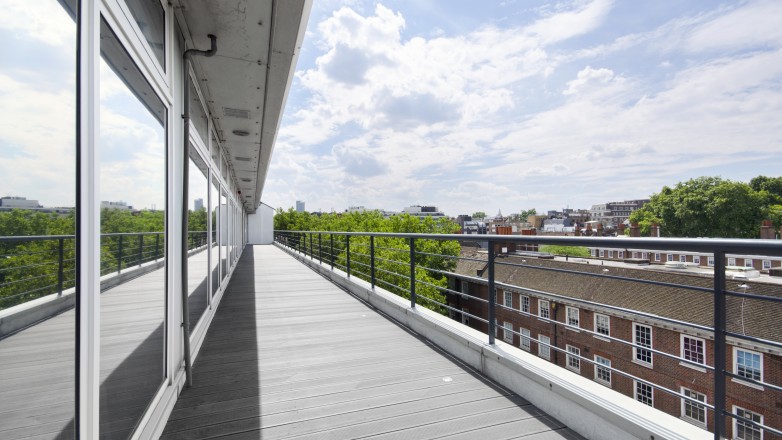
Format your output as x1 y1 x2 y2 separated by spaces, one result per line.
262 0 782 216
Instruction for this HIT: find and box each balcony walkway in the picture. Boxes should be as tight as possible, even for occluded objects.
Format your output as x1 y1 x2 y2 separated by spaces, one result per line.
161 245 583 440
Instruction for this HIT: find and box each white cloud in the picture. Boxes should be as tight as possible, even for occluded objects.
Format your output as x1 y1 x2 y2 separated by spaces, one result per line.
563 66 617 95
0 0 74 47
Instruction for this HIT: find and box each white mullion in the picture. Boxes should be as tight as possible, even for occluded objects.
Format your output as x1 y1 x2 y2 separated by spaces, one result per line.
78 0 101 437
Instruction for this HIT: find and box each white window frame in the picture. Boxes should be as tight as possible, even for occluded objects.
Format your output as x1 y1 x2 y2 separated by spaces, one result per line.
594 355 611 386
608 250 613 258
539 300 550 320
693 255 701 265
566 345 580 372
745 259 753 268
591 249 597 257
566 306 579 329
654 253 661 261
504 291 513 308
708 256 715 266
503 321 514 343
763 259 771 269
618 251 624 259
599 249 605 258
680 255 687 263
520 294 530 314
642 252 648 260
733 347 763 385
461 308 469 326
728 257 736 266
538 335 550 360
680 334 706 368
635 381 653 407
733 405 764 440
520 328 531 351
594 313 610 337
681 387 707 427
667 253 674 261
633 323 653 367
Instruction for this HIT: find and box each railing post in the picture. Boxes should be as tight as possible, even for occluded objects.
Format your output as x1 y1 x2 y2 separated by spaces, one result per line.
713 251 727 440
155 233 160 260
117 235 124 273
410 238 416 308
309 233 313 259
57 238 64 296
488 243 496 345
330 235 334 269
370 235 375 289
346 235 351 277
318 233 322 264
137 234 143 266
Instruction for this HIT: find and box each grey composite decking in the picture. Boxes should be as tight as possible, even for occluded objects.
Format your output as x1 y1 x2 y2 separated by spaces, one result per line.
161 245 584 440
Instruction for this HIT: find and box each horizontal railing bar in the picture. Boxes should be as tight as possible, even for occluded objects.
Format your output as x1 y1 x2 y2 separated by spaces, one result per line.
724 330 782 351
725 289 782 303
724 410 782 437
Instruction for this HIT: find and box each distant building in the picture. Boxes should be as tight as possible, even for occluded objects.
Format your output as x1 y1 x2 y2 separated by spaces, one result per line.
462 220 487 234
589 199 649 227
542 218 576 233
296 200 305 212
401 205 445 220
455 215 472 232
0 196 41 209
101 201 132 210
194 198 204 211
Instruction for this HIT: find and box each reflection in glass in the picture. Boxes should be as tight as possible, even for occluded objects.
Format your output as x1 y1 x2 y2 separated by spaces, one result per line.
124 0 166 70
189 75 208 142
221 188 229 280
187 147 209 332
99 17 166 439
0 0 76 438
210 174 220 295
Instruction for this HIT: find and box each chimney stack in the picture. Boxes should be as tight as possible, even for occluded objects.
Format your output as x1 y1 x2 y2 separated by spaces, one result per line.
630 222 640 238
760 220 775 239
650 223 660 237
586 223 593 237
617 223 625 235
575 224 582 237
596 223 604 236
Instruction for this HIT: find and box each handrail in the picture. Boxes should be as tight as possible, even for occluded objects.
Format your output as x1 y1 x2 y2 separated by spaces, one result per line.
273 229 782 440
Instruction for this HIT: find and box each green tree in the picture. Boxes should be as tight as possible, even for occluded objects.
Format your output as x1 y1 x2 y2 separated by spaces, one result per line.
471 211 486 220
750 176 782 203
629 176 767 238
519 208 537 221
539 245 590 257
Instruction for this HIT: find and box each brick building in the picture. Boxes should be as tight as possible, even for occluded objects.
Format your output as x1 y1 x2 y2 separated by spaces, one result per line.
446 250 782 439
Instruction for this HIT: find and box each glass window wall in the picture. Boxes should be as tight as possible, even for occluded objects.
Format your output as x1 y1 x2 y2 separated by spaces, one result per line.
0 0 77 438
187 147 209 332
99 17 166 439
123 0 166 70
210 174 220 295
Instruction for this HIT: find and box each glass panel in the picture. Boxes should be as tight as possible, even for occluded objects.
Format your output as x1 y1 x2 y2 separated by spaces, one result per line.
0 0 77 437
99 17 166 439
124 0 166 70
187 146 209 332
210 174 220 295
189 75 208 142
221 188 228 280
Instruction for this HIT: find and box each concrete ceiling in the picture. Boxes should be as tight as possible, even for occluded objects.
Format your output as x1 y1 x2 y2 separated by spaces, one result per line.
174 0 311 213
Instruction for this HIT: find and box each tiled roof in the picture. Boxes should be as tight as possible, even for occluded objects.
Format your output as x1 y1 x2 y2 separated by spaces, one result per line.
453 250 782 343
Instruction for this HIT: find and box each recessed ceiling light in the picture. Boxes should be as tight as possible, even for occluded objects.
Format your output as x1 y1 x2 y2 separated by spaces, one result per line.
232 129 250 137
234 156 252 162
240 178 252 182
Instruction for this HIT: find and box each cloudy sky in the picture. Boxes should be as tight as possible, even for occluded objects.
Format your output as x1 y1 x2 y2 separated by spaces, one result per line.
262 0 782 216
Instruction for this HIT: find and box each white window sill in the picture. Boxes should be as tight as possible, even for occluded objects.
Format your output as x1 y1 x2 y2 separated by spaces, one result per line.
566 326 581 333
680 416 707 429
632 359 653 369
593 335 610 342
595 379 612 388
679 361 707 373
731 377 764 391
567 366 581 373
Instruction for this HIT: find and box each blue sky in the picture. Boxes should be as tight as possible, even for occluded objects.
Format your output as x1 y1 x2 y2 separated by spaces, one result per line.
262 0 782 216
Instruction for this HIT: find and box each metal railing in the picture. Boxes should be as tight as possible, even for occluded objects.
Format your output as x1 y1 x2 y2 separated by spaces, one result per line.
274 230 782 440
0 231 208 310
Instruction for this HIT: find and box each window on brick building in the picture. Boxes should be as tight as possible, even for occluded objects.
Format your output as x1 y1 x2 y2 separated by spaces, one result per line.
539 300 550 320
667 253 673 261
599 249 604 258
591 249 597 257
728 257 736 266
566 345 580 372
503 321 513 343
693 255 701 265
595 314 610 337
680 255 687 263
608 250 613 258
642 252 648 260
635 381 653 406
681 335 705 366
733 406 763 440
520 295 530 313
734 348 763 382
633 323 653 366
566 306 579 328
504 291 513 308
618 251 624 259
745 259 753 268
654 253 661 261
595 355 611 386
520 328 531 351
708 256 715 266
763 260 771 269
539 335 550 360
681 387 707 427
